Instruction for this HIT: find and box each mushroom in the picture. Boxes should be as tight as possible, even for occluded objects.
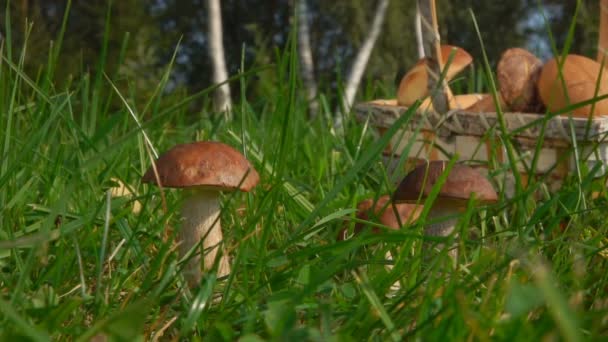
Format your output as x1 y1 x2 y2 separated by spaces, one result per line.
497 48 543 112
338 195 422 241
392 161 497 258
397 45 473 107
142 141 259 286
463 93 508 113
338 195 421 290
537 54 608 118
417 93 488 113
449 94 487 110
109 177 142 214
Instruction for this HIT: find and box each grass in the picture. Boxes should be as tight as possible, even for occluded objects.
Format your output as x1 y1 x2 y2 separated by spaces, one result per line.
1 6 608 342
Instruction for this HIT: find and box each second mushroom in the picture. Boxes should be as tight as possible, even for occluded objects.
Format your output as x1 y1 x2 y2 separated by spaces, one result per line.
392 160 497 259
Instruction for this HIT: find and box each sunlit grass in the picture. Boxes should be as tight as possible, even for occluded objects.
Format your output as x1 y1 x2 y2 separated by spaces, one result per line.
0 4 607 342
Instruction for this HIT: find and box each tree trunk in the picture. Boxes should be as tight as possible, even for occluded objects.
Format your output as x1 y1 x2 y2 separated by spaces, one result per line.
207 0 233 115
297 0 319 119
21 0 29 16
339 0 390 120
599 0 608 63
415 2 424 59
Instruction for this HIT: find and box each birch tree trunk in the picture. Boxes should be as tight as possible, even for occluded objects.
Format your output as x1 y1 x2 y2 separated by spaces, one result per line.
339 0 390 119
207 0 233 115
297 0 319 119
598 0 608 63
415 2 424 59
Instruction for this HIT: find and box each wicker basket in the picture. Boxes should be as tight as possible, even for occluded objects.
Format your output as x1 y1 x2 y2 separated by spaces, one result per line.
355 99 608 195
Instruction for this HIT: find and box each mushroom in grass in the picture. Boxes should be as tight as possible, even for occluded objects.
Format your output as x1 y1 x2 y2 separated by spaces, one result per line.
109 177 143 214
337 195 422 241
497 48 543 112
142 141 259 286
392 161 497 258
397 45 473 107
537 54 608 118
338 195 421 290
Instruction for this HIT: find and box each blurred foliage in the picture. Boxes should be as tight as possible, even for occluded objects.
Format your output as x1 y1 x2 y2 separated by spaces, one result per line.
544 0 598 57
0 0 600 104
2 1 160 80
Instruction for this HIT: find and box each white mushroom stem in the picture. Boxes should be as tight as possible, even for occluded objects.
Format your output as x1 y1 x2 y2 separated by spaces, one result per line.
425 205 462 259
180 190 230 286
386 207 460 291
425 211 458 236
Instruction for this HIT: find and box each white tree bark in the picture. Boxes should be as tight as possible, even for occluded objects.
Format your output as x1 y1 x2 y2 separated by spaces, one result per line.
598 0 608 63
207 0 233 114
340 0 390 117
415 2 425 59
297 0 319 119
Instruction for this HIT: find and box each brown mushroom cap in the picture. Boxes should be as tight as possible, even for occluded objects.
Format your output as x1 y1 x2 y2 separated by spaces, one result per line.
337 195 421 240
497 48 543 112
141 141 259 191
537 54 608 118
450 93 487 110
464 93 508 112
397 45 473 106
418 93 492 113
393 161 498 205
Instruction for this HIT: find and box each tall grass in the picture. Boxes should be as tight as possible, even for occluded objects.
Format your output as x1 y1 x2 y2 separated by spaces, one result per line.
1 4 608 341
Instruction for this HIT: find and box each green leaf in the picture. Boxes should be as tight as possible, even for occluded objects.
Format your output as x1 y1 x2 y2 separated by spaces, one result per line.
505 281 544 318
264 300 296 337
239 334 266 342
182 274 217 334
304 208 357 240
0 297 50 342
296 264 311 286
76 299 152 342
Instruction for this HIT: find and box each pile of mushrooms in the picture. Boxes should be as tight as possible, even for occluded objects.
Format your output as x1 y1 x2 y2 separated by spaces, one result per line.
495 47 608 117
397 44 507 113
397 42 608 118
397 45 473 110
142 141 259 287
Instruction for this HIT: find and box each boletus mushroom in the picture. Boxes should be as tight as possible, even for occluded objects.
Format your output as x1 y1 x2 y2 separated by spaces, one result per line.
338 195 422 241
338 195 422 290
109 177 142 214
463 93 508 113
418 94 490 113
537 54 608 117
392 161 497 258
397 45 473 107
497 48 543 112
142 141 259 286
